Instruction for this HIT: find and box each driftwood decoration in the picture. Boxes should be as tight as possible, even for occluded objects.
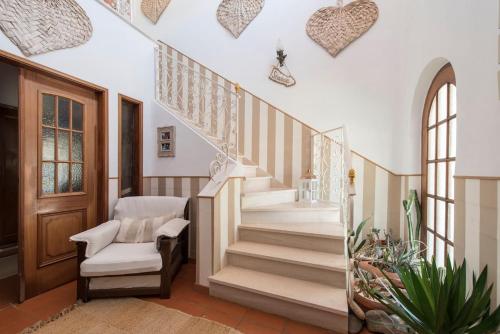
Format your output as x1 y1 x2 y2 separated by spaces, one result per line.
216 0 265 38
0 0 93 57
269 66 296 87
141 0 171 24
306 0 378 57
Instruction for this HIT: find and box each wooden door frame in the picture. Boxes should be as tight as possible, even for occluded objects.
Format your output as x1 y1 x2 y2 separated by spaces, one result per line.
0 49 109 302
118 94 143 197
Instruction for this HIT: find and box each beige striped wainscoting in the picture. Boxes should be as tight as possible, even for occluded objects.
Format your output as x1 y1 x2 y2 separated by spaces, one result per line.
197 177 242 287
455 177 500 306
351 153 421 239
142 176 210 259
163 44 317 189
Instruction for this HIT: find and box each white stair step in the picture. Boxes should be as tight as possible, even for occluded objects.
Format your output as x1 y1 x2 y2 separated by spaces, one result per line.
227 241 346 287
243 176 272 193
242 201 340 224
242 165 258 177
209 266 348 332
238 223 344 254
241 189 297 208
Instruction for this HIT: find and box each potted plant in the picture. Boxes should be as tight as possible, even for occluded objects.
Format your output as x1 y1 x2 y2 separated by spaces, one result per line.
363 256 500 334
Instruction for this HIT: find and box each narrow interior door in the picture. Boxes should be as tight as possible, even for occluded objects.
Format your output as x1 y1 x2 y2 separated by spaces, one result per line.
19 69 98 299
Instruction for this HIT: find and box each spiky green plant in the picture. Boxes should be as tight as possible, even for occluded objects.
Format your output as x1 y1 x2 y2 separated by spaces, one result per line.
403 189 422 252
347 218 369 259
365 256 500 334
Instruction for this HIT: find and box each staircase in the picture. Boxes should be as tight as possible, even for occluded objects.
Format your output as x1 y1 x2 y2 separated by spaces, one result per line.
153 41 349 332
208 164 348 333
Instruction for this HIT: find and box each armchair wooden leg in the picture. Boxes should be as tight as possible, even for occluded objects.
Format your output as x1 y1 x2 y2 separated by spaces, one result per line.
76 242 89 303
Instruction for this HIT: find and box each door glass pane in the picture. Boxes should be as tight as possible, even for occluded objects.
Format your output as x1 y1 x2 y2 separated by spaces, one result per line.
447 203 454 242
437 162 446 197
438 85 448 122
426 231 434 262
71 163 83 192
448 161 455 199
428 128 436 160
449 118 456 158
449 84 457 116
428 98 436 126
58 97 70 129
72 132 83 161
57 130 70 161
427 197 435 230
42 162 55 194
57 163 70 193
42 127 55 160
436 238 445 267
72 101 84 131
427 163 435 195
437 123 447 159
436 200 446 236
42 94 55 126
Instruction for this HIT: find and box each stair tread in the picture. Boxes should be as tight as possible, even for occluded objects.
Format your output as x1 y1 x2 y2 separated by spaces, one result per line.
227 241 346 271
239 222 344 239
242 188 296 196
209 266 348 315
242 201 339 211
244 176 272 181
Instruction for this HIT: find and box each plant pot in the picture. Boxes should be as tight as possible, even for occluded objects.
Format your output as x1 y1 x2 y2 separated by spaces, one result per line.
358 261 405 289
353 288 390 313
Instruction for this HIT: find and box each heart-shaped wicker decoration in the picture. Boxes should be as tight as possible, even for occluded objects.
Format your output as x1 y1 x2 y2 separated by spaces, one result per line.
306 0 378 57
0 0 92 57
216 0 265 38
141 0 171 24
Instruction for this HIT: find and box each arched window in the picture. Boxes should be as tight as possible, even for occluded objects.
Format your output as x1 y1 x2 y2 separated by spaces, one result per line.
422 64 456 267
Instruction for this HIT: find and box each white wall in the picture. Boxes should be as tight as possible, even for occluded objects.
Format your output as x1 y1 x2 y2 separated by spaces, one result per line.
0 0 216 180
0 62 19 107
132 0 500 177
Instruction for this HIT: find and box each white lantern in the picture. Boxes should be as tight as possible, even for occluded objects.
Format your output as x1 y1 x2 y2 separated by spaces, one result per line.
298 169 319 203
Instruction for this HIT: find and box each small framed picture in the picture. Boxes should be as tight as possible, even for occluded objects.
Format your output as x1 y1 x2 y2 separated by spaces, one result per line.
157 126 175 157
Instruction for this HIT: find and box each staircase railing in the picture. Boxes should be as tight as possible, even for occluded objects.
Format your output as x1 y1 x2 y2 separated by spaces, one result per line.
155 42 240 175
312 126 354 227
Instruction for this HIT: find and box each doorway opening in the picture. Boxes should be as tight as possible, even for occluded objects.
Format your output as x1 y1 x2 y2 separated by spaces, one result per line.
0 61 19 304
118 94 143 198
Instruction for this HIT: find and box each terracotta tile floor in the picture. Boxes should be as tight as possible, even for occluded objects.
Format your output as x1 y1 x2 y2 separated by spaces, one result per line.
0 264 341 334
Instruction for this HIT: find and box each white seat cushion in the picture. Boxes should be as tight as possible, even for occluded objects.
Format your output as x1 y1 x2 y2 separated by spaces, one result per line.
81 243 162 277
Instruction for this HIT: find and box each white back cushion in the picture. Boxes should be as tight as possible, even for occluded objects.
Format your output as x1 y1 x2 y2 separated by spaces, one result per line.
113 196 189 220
115 214 175 243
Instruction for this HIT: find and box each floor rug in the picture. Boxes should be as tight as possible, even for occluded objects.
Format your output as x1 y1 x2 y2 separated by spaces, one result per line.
21 297 241 334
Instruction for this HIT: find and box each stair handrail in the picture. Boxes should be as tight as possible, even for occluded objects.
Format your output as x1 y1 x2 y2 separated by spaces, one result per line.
155 42 240 175
311 125 354 227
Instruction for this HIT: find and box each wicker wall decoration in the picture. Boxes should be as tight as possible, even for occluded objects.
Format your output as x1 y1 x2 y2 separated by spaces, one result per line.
306 0 378 57
141 0 171 24
0 0 93 57
216 0 265 38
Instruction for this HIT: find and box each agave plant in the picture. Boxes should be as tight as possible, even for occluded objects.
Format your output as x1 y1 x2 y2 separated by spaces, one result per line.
403 189 422 252
365 256 500 334
347 218 369 259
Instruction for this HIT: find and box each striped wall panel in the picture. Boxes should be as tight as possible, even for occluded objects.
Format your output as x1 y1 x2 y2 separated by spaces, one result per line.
197 178 242 287
455 178 499 306
142 176 210 259
351 153 421 240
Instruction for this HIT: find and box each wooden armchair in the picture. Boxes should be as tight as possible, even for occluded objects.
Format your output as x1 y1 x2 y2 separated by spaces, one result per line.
71 196 190 302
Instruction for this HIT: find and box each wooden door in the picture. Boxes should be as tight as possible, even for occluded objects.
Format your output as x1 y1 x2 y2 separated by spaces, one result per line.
0 104 18 250
20 70 98 299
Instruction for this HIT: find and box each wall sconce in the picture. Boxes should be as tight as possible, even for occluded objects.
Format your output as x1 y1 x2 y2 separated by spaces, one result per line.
269 38 296 87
